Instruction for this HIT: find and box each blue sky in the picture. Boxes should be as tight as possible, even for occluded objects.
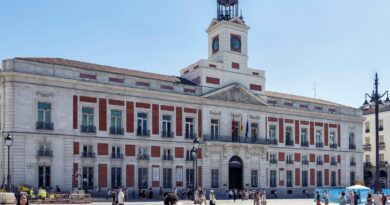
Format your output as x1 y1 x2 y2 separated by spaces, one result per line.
1 0 390 108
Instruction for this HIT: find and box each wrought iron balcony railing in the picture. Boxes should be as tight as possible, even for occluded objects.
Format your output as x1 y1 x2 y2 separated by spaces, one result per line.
379 126 384 131
363 144 371 151
203 134 271 145
161 131 175 138
37 150 53 157
364 162 372 168
81 152 96 158
138 154 150 160
365 129 370 133
350 161 356 166
302 160 309 165
349 144 356 150
269 159 278 164
316 161 324 165
285 140 294 146
185 156 194 161
163 155 174 160
380 142 386 150
329 143 338 149
111 153 124 159
301 141 309 147
316 142 324 148
185 133 197 140
81 125 96 133
137 129 150 137
286 159 294 164
36 121 54 130
110 127 124 135
330 161 337 166
268 138 278 145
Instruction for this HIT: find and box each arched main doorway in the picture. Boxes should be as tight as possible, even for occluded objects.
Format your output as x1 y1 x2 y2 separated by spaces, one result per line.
229 156 243 189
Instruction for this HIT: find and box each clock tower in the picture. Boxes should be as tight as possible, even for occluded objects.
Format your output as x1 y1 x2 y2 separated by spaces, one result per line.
207 0 249 71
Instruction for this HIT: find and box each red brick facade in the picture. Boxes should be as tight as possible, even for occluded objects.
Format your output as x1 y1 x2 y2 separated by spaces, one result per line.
73 142 79 155
126 165 134 187
125 145 136 156
151 146 161 158
98 164 107 187
279 118 284 143
175 147 184 158
152 104 159 135
176 107 183 136
97 143 108 155
126 101 134 133
99 98 107 131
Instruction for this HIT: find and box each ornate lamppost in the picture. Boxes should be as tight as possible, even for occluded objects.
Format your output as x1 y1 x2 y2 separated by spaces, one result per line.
4 134 13 192
191 138 200 197
362 73 390 192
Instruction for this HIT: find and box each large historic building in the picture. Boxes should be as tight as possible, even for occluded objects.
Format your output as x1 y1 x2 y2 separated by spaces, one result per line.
363 107 390 188
1 0 363 197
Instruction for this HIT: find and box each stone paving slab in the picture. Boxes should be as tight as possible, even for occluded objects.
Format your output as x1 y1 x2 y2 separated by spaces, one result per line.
32 199 341 205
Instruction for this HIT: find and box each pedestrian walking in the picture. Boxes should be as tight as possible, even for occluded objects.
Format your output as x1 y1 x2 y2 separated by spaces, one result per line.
164 192 183 205
253 191 260 205
117 187 125 205
324 190 329 205
17 193 29 205
209 190 217 205
316 191 321 205
233 189 237 202
366 193 373 205
339 192 347 205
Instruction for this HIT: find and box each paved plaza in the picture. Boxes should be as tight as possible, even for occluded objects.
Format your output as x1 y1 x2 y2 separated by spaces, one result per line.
32 199 341 205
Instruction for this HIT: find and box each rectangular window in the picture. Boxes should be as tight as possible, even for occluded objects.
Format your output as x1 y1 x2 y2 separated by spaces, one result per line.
287 155 293 164
110 110 122 134
302 171 308 187
316 130 322 147
38 166 51 188
365 137 370 144
365 122 370 133
380 135 384 143
285 126 293 145
111 167 122 188
380 154 384 162
329 131 336 145
270 170 277 187
137 113 149 136
251 170 258 187
138 168 148 189
82 145 94 157
211 169 219 188
163 168 172 188
186 169 194 188
210 119 219 140
163 149 172 160
185 117 195 139
37 102 52 129
380 120 384 130
317 171 322 187
349 132 355 145
350 172 355 186
82 167 94 189
186 150 194 161
301 128 308 143
286 170 293 187
81 107 95 132
162 115 173 137
331 171 336 186
111 146 122 159
269 125 277 140
251 123 258 143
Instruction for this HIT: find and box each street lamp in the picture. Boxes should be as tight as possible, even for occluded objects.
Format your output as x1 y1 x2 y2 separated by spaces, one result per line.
385 161 389 188
192 137 200 197
4 134 13 192
362 73 390 192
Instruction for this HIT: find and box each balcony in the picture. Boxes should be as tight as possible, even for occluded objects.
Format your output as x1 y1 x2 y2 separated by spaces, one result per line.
110 127 124 135
185 133 197 140
302 160 309 165
81 152 96 158
331 161 337 166
163 155 174 160
137 129 150 137
268 138 278 145
81 125 96 133
161 131 175 138
379 126 384 131
301 141 309 147
350 161 356 166
285 140 294 146
111 153 124 159
316 161 324 165
185 156 194 161
203 134 270 145
363 144 371 151
36 121 54 130
269 159 278 164
316 142 324 148
349 144 356 150
138 154 150 160
380 142 386 150
379 161 388 167
365 129 370 133
37 149 53 157
329 143 338 149
286 159 294 164
364 162 372 168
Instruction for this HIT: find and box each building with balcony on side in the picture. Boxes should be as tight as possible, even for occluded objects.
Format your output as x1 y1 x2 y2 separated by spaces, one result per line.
0 0 364 198
363 107 390 188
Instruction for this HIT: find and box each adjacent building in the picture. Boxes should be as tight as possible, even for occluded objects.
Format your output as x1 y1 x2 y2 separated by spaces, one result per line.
0 0 364 197
363 107 390 188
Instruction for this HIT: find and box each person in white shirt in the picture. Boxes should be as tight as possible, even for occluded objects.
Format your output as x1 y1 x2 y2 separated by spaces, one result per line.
117 187 125 205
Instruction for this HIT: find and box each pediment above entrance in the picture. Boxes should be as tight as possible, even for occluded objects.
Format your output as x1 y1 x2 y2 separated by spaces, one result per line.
202 83 267 105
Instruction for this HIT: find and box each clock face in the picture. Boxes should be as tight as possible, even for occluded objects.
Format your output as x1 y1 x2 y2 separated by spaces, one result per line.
212 38 219 53
231 36 241 51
